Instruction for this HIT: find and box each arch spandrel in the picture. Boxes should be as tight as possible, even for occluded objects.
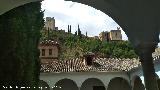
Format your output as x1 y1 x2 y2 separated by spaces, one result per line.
0 0 41 15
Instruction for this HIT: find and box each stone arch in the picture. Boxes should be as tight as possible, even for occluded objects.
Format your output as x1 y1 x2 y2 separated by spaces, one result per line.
80 78 106 90
53 78 78 90
132 76 145 90
38 80 50 90
107 77 131 90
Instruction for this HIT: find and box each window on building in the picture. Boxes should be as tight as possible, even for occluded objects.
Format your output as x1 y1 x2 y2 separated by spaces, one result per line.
49 49 52 55
42 49 45 56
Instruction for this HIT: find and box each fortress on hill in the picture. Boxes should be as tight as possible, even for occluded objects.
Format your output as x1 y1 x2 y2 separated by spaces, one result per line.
43 17 122 42
99 27 122 42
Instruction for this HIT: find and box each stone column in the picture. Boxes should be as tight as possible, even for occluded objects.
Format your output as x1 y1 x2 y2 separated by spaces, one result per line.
136 44 159 90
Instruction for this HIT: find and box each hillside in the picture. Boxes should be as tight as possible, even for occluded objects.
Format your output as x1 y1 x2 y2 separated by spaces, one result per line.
40 29 138 60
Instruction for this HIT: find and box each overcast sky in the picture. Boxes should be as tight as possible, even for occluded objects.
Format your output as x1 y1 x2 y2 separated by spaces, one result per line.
41 0 128 40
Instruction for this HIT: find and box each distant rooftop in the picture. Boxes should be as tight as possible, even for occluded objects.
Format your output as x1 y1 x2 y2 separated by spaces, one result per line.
40 48 160 73
41 58 141 73
39 40 59 46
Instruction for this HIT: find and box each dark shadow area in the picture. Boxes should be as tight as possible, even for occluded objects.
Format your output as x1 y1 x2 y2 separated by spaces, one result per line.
80 78 106 90
53 78 78 90
107 77 131 90
38 80 50 90
133 76 145 90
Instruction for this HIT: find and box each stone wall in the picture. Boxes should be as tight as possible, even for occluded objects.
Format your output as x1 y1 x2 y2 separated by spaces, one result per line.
45 17 55 30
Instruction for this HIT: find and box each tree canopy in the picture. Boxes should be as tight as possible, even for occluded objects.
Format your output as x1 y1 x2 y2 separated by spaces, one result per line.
0 2 44 89
41 30 138 60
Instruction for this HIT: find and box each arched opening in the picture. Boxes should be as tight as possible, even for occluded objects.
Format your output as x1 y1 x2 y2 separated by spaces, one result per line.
80 78 105 90
133 76 145 90
107 77 131 90
38 80 50 90
53 78 78 90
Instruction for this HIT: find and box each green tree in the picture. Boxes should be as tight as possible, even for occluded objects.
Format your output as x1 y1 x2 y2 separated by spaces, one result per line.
0 2 44 90
75 31 77 36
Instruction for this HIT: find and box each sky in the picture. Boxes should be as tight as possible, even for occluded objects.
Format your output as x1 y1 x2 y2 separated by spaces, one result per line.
41 0 128 40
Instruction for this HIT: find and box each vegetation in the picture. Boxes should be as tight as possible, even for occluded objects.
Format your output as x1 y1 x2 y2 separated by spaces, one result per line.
0 2 44 90
41 29 138 60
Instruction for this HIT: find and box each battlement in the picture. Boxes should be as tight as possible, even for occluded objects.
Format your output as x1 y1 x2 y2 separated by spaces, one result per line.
44 17 55 30
99 27 122 42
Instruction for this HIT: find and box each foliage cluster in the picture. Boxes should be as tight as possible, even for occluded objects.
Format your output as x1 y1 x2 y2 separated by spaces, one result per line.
40 30 138 60
0 2 44 89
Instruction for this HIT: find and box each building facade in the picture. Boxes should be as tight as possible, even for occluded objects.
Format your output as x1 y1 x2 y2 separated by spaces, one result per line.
99 27 122 42
99 31 110 42
38 40 59 63
109 29 122 41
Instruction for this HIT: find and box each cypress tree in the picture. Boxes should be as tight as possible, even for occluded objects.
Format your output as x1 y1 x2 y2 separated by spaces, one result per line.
0 1 44 90
86 31 88 37
70 25 72 33
68 25 70 33
77 24 82 38
75 31 77 36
